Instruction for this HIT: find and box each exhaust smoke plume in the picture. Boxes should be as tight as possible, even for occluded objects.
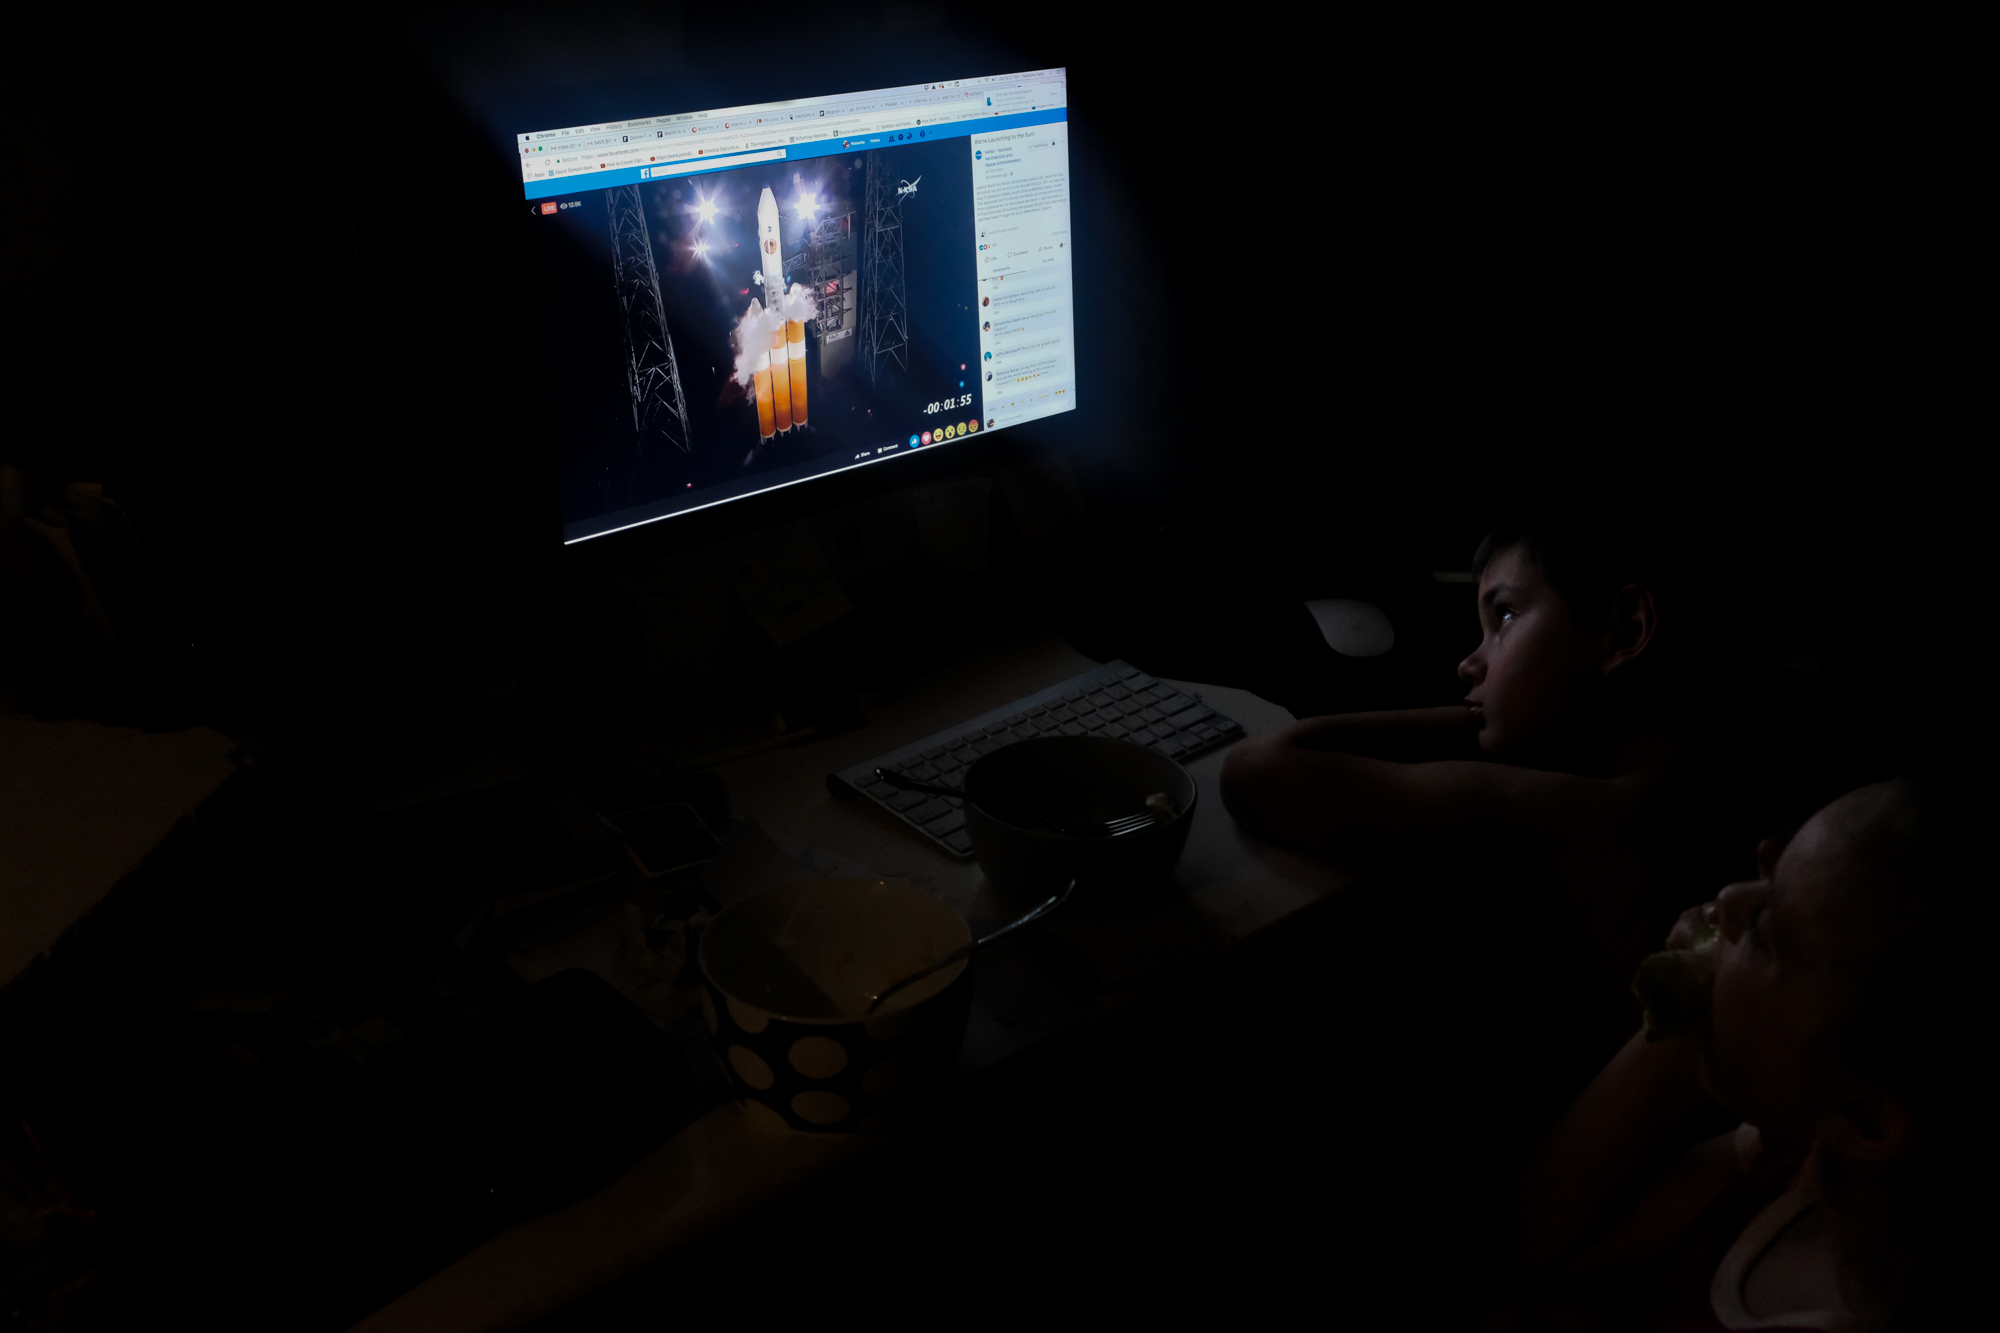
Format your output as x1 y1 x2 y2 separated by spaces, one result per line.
730 284 819 387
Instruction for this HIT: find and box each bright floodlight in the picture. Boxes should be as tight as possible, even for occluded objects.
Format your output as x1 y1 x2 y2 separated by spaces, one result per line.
796 191 818 220
693 242 710 258
695 193 718 224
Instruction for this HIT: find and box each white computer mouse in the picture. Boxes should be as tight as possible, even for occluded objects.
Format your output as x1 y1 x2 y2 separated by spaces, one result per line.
1305 598 1394 657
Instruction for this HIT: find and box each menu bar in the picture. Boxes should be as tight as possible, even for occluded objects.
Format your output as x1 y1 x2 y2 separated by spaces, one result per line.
522 107 1066 200
518 69 1066 196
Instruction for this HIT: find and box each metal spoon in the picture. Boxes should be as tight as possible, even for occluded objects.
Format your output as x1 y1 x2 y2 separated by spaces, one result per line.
863 878 1077 1015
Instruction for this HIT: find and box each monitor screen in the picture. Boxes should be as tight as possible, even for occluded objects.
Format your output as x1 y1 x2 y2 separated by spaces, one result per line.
518 69 1076 545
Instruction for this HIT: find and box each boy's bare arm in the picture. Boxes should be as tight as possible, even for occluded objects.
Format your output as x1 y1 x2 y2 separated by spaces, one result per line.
1510 1030 1713 1274
1275 706 1485 763
1219 709 1593 860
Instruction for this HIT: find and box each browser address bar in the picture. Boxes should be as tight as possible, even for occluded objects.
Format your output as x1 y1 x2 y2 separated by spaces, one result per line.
640 148 785 179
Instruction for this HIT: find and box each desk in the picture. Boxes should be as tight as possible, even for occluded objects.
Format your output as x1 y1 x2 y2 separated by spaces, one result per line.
356 629 1352 1333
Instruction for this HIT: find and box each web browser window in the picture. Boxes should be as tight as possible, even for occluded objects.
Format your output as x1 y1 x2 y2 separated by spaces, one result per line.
519 70 1076 545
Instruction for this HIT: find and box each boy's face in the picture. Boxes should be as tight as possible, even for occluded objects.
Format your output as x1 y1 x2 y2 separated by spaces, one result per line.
1458 544 1607 765
1704 794 1859 1138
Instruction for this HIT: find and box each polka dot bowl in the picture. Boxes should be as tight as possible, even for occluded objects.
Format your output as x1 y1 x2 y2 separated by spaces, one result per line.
697 877 974 1133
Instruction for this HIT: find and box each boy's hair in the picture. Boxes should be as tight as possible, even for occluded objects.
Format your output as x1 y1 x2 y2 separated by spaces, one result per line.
1819 773 1990 1330
1469 514 1672 631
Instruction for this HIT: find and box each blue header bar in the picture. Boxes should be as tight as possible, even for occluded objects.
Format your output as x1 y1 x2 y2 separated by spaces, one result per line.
522 107 1065 201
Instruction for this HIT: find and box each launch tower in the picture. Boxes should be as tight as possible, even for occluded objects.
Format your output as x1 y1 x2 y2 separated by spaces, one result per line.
804 214 851 342
608 183 693 452
858 156 909 386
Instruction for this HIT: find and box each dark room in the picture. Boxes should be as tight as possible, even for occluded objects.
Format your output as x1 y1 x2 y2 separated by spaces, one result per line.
1 5 1979 1329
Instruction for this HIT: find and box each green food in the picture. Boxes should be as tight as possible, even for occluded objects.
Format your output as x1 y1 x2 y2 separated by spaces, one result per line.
1631 923 1719 1042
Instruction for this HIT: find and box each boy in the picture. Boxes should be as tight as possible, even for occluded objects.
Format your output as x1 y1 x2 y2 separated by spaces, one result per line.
1221 516 1746 1034
1497 776 1980 1329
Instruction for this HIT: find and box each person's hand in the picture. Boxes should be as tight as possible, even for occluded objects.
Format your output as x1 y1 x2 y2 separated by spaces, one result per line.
1665 899 1720 950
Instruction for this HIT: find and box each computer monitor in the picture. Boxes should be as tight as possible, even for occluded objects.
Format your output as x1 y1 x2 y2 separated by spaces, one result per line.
515 69 1076 547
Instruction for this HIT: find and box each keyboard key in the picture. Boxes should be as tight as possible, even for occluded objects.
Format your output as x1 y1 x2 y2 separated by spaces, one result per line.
1117 698 1146 716
1215 716 1243 735
1179 705 1215 726
1128 674 1157 690
1003 713 1028 727
1137 706 1164 724
942 771 966 789
908 763 941 782
1025 704 1048 717
945 830 973 853
907 798 951 824
1086 691 1113 709
1158 694 1195 715
887 790 926 812
862 782 895 801
1160 738 1188 758
1194 724 1220 741
935 754 962 772
983 722 1009 737
1062 688 1087 702
1082 713 1109 730
921 746 947 760
1034 716 1063 732
1103 722 1130 739
1106 684 1132 700
1049 706 1076 723
1060 722 1086 736
1115 667 1139 680
925 808 966 834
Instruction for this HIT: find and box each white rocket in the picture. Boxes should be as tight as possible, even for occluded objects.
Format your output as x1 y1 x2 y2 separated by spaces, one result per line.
756 187 783 295
748 185 808 438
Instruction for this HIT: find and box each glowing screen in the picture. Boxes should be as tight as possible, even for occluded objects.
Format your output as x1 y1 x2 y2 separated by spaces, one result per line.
518 70 1076 544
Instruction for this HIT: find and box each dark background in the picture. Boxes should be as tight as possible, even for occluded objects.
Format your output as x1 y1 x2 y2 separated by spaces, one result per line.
1 5 1980 1328
1 3 1975 741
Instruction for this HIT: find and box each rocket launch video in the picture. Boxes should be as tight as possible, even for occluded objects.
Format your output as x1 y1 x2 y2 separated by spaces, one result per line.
519 70 1078 543
528 115 1074 543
